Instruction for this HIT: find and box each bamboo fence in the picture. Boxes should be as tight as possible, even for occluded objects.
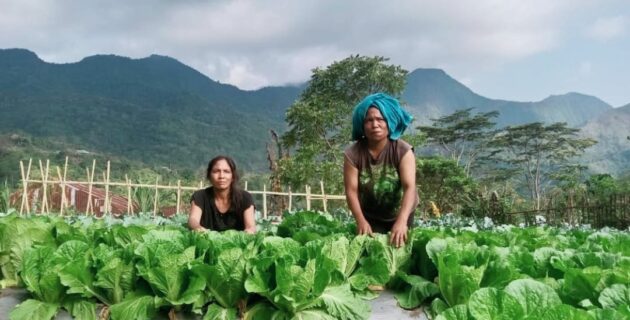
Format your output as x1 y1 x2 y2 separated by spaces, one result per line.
18 158 346 218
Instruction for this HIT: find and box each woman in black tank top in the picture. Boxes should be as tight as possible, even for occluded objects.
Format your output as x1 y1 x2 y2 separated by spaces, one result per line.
188 156 256 233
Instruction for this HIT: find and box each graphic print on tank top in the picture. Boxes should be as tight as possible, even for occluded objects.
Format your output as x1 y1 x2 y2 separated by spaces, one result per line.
359 161 402 220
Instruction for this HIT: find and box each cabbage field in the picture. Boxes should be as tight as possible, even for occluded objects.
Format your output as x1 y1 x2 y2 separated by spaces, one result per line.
0 211 629 320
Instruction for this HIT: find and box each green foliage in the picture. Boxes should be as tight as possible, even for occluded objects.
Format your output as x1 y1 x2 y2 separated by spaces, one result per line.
417 108 499 176
276 211 353 244
0 180 12 213
2 214 630 319
586 174 619 200
416 157 478 214
279 55 408 193
133 186 155 214
491 122 597 210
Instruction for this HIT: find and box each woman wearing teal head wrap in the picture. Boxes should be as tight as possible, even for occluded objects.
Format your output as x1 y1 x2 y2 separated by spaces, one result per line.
344 93 418 247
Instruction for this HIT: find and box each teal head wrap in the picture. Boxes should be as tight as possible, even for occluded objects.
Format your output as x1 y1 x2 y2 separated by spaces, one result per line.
351 92 413 141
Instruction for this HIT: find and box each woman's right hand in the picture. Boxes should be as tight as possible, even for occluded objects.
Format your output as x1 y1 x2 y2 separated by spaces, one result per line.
356 219 373 236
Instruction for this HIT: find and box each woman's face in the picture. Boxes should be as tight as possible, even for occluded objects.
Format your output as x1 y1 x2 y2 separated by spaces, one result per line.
209 159 233 191
363 107 389 142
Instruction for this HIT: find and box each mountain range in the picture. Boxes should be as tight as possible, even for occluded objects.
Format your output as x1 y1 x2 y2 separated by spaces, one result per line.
0 48 627 174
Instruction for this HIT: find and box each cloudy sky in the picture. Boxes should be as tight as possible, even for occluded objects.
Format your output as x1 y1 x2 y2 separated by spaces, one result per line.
1 0 628 106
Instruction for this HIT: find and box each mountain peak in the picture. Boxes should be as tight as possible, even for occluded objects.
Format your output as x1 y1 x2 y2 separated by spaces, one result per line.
403 67 485 112
0 48 43 65
540 92 611 108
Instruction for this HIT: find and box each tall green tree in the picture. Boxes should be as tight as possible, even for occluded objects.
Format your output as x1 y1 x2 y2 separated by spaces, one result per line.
417 108 499 176
586 173 618 200
279 55 408 193
491 122 596 210
416 156 478 214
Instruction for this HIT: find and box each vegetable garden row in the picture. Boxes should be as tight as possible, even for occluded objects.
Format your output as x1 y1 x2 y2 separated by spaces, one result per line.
0 211 629 319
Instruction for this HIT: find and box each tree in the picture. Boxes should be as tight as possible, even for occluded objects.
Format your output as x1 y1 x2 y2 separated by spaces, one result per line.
416 108 499 176
278 55 408 193
586 174 618 200
416 156 478 214
491 122 597 210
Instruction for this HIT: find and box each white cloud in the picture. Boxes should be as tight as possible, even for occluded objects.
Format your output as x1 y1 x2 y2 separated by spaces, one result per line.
585 15 627 41
579 61 592 76
0 0 617 94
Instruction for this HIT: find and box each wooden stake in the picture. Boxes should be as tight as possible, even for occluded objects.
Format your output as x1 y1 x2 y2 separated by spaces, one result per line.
153 176 159 217
56 167 65 216
62 157 69 215
306 185 311 211
320 180 327 213
19 159 32 215
85 160 96 216
39 159 50 215
288 186 292 212
125 175 133 215
263 184 267 219
176 180 181 215
104 161 111 216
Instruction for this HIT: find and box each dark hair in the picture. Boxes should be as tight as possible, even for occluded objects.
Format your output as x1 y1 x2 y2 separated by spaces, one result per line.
206 155 244 211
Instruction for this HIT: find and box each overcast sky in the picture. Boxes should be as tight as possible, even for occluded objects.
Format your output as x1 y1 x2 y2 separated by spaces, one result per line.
1 0 628 106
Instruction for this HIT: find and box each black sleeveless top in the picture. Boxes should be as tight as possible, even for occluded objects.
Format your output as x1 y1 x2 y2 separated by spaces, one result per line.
190 187 254 231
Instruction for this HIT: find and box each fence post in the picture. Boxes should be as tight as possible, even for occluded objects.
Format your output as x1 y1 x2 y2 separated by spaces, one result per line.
104 161 111 216
39 159 50 215
288 186 292 212
56 167 65 216
306 185 311 210
263 184 267 219
19 159 32 215
86 160 96 216
62 157 68 215
126 175 133 215
320 181 327 213
176 180 181 215
153 177 159 217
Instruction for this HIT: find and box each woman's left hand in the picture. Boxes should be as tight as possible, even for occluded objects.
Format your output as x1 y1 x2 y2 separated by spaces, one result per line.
390 222 408 247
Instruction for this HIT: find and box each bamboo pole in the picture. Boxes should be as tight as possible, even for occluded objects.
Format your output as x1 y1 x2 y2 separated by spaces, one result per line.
19 159 32 215
288 186 292 212
19 178 345 199
56 167 65 216
153 176 159 217
39 159 50 215
306 185 311 211
125 175 133 215
320 180 327 213
62 157 68 215
263 184 267 219
104 161 111 216
86 160 96 216
176 180 181 215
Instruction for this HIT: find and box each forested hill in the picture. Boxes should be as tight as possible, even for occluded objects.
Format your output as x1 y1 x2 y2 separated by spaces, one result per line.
0 48 301 171
402 68 612 127
0 48 621 173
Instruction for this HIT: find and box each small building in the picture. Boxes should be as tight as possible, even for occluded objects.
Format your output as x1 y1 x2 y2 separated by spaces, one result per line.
13 183 137 216
60 183 135 216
